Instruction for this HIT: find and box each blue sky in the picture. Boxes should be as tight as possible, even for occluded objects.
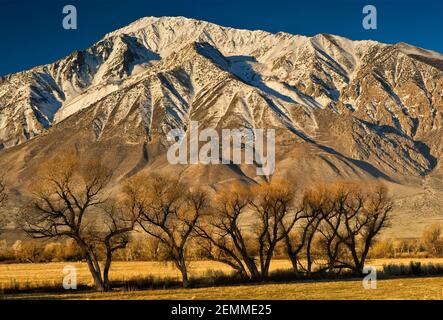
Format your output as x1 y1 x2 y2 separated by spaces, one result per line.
1 0 442 76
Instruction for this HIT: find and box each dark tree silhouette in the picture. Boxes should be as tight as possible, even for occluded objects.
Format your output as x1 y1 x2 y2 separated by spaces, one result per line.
18 151 136 291
125 174 208 287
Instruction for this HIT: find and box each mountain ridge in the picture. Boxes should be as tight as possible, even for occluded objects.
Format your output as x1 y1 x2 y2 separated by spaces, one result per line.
1 16 442 148
0 16 443 236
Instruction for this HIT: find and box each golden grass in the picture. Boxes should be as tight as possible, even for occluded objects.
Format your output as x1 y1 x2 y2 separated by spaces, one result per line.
5 277 443 300
0 260 295 291
1 258 443 297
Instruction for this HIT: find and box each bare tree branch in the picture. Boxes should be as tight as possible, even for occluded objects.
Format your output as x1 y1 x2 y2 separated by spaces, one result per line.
16 151 132 291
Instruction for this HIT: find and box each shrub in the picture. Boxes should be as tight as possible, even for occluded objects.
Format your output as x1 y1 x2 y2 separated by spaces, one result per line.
382 261 443 276
369 239 395 258
421 224 443 257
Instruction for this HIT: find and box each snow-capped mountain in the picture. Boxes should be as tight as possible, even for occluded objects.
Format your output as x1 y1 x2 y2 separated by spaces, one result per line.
1 16 443 235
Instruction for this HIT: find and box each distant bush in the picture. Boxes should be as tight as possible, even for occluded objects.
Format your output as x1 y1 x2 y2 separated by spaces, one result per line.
0 239 82 263
421 224 443 257
382 261 443 276
114 236 164 261
369 232 443 259
369 239 395 258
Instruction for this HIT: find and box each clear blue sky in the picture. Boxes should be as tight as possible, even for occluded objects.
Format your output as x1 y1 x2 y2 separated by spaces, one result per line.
1 0 442 76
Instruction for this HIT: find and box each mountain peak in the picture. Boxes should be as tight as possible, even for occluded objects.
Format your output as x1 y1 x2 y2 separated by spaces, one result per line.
104 16 209 39
1 16 442 156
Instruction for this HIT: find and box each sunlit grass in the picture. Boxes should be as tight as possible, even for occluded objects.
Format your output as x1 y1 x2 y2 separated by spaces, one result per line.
6 277 443 300
1 258 443 297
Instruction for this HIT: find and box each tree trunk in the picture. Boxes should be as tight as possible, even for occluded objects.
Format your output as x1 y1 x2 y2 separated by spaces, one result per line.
79 243 105 291
348 240 363 275
103 251 113 292
284 234 301 274
260 243 275 279
245 258 260 281
180 266 189 288
177 255 189 288
288 252 299 274
306 235 314 276
85 256 105 291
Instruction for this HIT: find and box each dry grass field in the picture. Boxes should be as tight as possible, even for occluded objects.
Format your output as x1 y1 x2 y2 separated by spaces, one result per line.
1 258 443 299
0 260 290 291
5 277 443 300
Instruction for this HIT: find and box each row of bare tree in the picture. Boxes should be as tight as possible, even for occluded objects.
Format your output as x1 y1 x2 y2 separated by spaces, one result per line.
195 180 392 280
0 153 393 291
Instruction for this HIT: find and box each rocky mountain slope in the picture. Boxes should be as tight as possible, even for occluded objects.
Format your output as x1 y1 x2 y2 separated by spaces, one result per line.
1 16 443 236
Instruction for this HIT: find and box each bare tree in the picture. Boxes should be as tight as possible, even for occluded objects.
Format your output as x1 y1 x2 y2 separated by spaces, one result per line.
250 180 301 278
196 232 251 279
283 185 333 275
318 182 393 275
195 183 258 280
299 183 347 274
125 174 208 287
282 226 306 274
99 203 137 290
17 151 135 291
197 180 301 280
317 207 346 273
